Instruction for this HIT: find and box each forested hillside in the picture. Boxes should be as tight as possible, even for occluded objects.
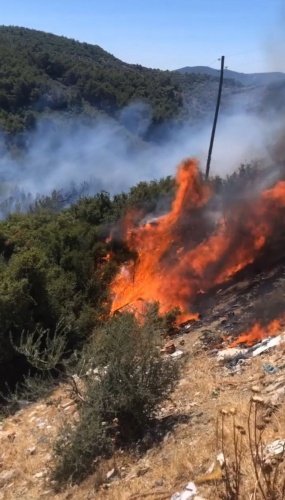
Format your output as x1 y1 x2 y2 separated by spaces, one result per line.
0 26 242 136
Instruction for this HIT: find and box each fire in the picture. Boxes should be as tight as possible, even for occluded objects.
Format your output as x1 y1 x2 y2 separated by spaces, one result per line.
110 158 285 326
230 318 284 347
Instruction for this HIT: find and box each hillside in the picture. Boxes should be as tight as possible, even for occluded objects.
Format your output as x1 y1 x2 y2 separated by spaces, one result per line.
0 26 244 138
176 65 285 86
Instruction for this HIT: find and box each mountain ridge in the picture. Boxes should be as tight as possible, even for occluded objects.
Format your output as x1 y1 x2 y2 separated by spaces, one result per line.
176 65 285 86
0 25 243 138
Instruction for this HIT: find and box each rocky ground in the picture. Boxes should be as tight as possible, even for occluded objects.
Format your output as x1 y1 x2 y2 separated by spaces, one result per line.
1 262 285 499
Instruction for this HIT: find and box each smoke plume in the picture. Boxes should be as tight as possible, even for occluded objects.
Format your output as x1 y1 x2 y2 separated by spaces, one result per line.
0 92 284 218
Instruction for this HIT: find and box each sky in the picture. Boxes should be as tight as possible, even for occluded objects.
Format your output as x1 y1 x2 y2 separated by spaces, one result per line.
1 0 285 73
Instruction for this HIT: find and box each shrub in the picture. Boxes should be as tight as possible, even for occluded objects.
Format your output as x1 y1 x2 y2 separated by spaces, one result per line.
52 305 181 486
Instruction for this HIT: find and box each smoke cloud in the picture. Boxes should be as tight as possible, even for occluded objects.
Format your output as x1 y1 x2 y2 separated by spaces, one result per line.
0 92 284 217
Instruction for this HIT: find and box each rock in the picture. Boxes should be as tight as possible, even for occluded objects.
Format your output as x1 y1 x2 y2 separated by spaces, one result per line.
164 342 176 355
106 468 116 481
266 387 285 406
34 471 45 479
153 478 165 487
0 431 16 442
251 385 261 393
0 469 19 488
136 465 150 477
27 446 37 456
44 453 52 462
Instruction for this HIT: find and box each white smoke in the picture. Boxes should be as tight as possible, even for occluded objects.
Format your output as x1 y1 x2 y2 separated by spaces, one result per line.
0 95 283 215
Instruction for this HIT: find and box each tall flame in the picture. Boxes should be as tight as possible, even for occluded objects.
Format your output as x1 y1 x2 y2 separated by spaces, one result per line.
110 159 285 324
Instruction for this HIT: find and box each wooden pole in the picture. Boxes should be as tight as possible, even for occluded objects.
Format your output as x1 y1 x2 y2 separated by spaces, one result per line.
205 55 225 179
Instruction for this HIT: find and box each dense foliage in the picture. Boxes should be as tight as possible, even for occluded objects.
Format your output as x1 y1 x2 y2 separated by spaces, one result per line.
0 26 242 137
0 177 174 388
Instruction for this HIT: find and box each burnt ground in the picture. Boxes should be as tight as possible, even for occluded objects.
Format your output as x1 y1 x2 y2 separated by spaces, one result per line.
185 240 285 347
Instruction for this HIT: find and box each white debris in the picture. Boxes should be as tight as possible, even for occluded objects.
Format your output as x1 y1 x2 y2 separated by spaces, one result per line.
171 350 184 359
264 439 285 459
251 334 285 357
217 331 285 362
216 348 244 362
171 482 197 500
106 468 117 481
207 452 225 473
216 452 225 467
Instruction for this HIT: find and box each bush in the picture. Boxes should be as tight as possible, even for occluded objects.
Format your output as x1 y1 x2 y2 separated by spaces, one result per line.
52 305 181 486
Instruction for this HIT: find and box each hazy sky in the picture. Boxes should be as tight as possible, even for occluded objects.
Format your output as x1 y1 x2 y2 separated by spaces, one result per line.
1 0 284 73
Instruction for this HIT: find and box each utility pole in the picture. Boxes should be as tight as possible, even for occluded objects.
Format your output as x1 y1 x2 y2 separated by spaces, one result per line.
205 55 225 179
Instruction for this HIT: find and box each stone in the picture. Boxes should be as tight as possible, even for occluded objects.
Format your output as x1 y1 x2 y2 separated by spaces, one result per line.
34 471 45 479
137 465 150 477
164 342 176 355
0 431 16 442
251 385 261 393
153 478 165 487
106 468 116 481
0 469 19 488
44 453 52 462
27 446 37 456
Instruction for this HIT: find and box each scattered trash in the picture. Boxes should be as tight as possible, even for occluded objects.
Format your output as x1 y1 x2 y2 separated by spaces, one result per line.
216 453 225 467
171 482 197 500
264 439 285 460
263 363 278 375
251 333 285 357
171 350 184 359
207 453 225 473
217 348 244 362
217 332 285 362
228 353 249 367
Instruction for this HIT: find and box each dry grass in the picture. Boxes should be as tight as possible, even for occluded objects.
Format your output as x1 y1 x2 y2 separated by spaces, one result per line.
1 330 285 499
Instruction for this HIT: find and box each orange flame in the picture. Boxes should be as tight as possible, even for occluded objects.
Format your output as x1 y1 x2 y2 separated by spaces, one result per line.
230 318 283 347
109 158 285 326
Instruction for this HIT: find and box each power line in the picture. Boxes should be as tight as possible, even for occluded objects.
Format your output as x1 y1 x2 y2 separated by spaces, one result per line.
224 48 260 58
